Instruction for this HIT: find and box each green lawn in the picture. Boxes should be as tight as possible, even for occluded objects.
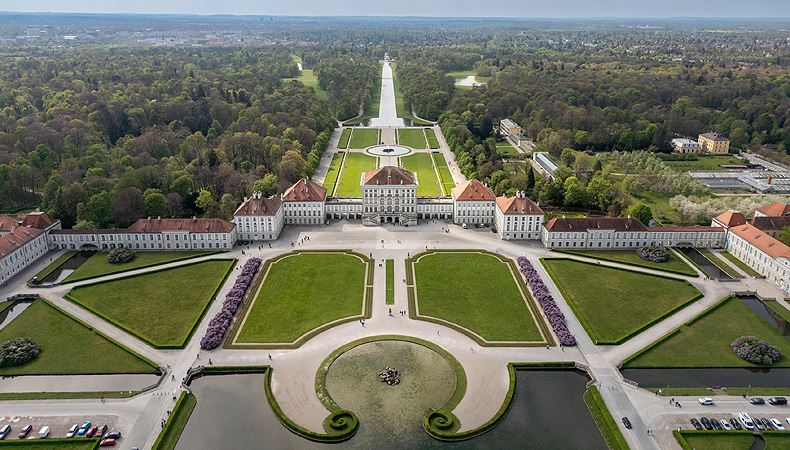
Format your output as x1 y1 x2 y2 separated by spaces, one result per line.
386 259 394 305
631 189 683 225
431 152 455 196
401 153 440 197
676 431 755 450
152 392 196 450
697 248 740 277
584 386 629 450
236 252 367 344
66 259 235 348
661 154 748 173
556 249 697 276
344 63 382 125
497 143 520 156
63 251 214 283
721 251 761 276
337 152 377 197
625 296 790 367
29 251 77 284
398 129 427 149
348 128 379 149
413 252 544 342
294 69 328 101
425 128 440 149
0 440 100 450
542 259 701 344
321 152 345 195
765 433 790 449
765 300 790 322
392 62 433 125
337 129 351 149
0 300 156 375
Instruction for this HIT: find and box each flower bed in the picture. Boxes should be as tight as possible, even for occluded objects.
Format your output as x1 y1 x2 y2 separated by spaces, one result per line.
0 337 41 368
637 246 669 263
731 335 781 366
201 258 261 350
517 257 576 346
107 247 136 264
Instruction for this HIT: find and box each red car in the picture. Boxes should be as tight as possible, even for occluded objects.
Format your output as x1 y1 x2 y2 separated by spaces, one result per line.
18 425 32 439
85 426 98 438
99 438 116 446
95 425 107 438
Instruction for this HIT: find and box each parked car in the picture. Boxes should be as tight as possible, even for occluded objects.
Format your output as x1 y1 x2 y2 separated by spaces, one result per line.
95 425 107 438
38 426 49 439
701 417 713 430
104 431 121 439
77 422 91 436
66 424 78 438
699 397 714 405
786 417 790 425
0 424 10 440
769 397 788 405
739 412 755 430
750 397 766 405
621 417 632 429
474 223 479 228
484 223 490 227
771 418 785 430
691 418 702 430
492 228 497 233
711 418 723 430
99 438 116 447
721 419 732 430
18 425 32 439
462 223 467 229
85 426 98 438
762 418 773 430
755 418 766 430
730 418 743 430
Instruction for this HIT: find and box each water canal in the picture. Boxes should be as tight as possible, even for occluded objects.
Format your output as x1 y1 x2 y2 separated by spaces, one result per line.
364 62 413 128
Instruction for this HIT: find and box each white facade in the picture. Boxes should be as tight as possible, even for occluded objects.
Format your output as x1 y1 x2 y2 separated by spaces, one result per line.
495 193 544 240
50 229 236 251
453 200 495 225
726 224 790 291
283 201 324 225
0 228 48 284
234 192 284 241
416 199 453 220
362 184 418 226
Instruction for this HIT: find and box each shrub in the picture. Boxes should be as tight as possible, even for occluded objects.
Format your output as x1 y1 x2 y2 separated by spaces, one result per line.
200 257 261 350
517 257 577 346
0 337 41 368
107 248 136 264
637 246 669 263
731 336 781 366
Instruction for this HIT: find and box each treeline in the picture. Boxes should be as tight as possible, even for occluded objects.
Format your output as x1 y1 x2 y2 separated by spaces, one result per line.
0 46 335 228
304 47 378 121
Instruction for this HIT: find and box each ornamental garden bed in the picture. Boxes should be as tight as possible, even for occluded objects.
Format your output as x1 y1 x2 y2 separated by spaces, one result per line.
401 153 440 197
65 259 235 348
0 300 157 375
541 258 701 345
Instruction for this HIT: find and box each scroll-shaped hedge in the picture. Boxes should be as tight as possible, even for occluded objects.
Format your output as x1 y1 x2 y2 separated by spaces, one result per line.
324 410 359 433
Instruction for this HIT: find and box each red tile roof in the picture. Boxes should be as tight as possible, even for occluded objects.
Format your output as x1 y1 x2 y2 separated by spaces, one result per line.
756 202 790 217
21 212 56 229
496 195 543 215
362 166 416 186
0 226 45 257
729 224 790 259
127 218 236 233
543 217 648 233
451 179 495 201
0 217 18 232
234 196 282 216
712 210 746 228
647 226 723 232
283 178 327 202
748 216 790 231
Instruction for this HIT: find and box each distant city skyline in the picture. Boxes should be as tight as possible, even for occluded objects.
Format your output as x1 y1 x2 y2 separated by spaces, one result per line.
3 0 790 18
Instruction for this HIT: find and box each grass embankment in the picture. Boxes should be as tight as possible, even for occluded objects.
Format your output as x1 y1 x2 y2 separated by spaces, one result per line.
721 251 761 276
0 390 139 401
431 152 455 196
555 249 697 276
675 430 755 450
151 392 197 450
0 300 156 375
401 153 440 197
337 129 351 149
321 152 345 195
336 153 377 197
397 128 427 149
386 259 395 305
348 128 379 149
344 62 383 126
697 248 740 277
391 62 432 125
236 253 367 344
66 260 235 348
29 251 77 284
413 252 544 342
542 259 701 344
425 128 440 149
584 386 629 450
0 440 101 449
625 296 790 368
63 251 214 283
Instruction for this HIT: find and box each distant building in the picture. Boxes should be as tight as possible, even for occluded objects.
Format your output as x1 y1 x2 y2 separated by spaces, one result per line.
451 179 496 226
698 132 730 154
500 119 523 141
233 192 283 241
726 224 790 291
361 166 418 226
754 201 790 218
534 152 559 178
495 192 543 240
671 138 701 154
747 216 790 238
282 178 327 225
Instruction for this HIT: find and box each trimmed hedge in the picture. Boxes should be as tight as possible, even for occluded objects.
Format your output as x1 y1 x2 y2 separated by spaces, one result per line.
552 248 698 277
0 439 101 448
151 391 196 450
28 251 77 285
62 251 222 284
584 386 629 450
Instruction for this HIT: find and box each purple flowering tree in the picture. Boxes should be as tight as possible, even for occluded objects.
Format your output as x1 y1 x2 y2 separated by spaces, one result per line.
200 257 261 350
637 246 669 263
0 337 41 368
517 256 577 346
731 336 781 366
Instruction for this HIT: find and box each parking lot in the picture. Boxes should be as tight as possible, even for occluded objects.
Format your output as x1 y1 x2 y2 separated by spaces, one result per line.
0 414 120 439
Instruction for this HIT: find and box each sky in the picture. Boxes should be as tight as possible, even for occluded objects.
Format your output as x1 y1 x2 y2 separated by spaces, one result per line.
3 0 790 18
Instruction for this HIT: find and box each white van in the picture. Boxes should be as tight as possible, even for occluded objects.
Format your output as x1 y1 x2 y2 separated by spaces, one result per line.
738 412 755 430
0 424 10 439
38 426 50 439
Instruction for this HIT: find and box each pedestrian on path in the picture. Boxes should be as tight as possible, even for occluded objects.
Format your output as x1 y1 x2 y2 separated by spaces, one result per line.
268 354 272 360
437 330 440 336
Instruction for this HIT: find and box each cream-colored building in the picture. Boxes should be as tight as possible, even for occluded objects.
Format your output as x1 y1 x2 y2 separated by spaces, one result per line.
494 192 543 240
698 132 730 154
233 192 283 241
282 178 327 225
671 138 701 154
361 166 418 226
451 179 496 226
1 226 48 285
500 119 523 141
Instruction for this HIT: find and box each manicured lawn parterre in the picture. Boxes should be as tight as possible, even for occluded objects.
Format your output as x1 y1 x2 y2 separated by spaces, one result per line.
321 152 345 195
412 251 546 342
401 153 440 197
63 251 215 283
661 154 748 172
398 128 427 149
425 128 440 149
555 249 697 276
0 300 156 375
496 143 520 156
348 128 379 149
675 431 756 450
0 440 100 450
386 259 394 305
721 251 761 276
625 296 790 368
235 252 368 344
29 250 76 284
431 152 455 196
66 259 235 348
336 152 377 197
337 129 351 149
542 258 701 344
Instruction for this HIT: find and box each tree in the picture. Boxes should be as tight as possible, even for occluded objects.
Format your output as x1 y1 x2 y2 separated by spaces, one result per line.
278 150 306 186
87 192 113 227
196 189 214 214
73 220 97 230
220 194 237 220
563 176 588 207
171 175 194 199
628 204 653 225
144 192 166 218
560 148 576 167
112 187 146 228
165 192 185 218
253 174 278 197
779 226 790 246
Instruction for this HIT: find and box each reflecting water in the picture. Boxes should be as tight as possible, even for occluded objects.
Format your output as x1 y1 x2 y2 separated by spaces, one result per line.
364 62 413 128
677 248 731 280
39 251 94 284
621 367 790 388
454 76 486 87
740 297 790 337
177 370 606 450
0 301 32 331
